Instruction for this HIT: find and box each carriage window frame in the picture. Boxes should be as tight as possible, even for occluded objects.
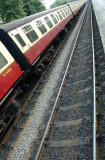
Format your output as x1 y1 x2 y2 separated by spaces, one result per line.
0 52 8 70
60 10 65 17
36 20 47 35
44 16 53 29
67 8 70 14
22 24 39 43
57 11 63 20
55 13 60 20
66 8 69 14
50 14 58 24
64 9 68 16
15 34 26 47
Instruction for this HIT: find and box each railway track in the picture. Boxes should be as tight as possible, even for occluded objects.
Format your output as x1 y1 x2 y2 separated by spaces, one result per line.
35 2 97 160
1 1 101 159
1 0 104 158
0 3 85 160
2 2 94 160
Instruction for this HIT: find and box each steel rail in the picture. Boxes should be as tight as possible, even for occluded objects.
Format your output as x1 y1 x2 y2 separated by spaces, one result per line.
35 4 88 160
91 6 97 160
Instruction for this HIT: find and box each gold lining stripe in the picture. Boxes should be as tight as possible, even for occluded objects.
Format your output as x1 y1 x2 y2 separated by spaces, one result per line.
0 61 15 76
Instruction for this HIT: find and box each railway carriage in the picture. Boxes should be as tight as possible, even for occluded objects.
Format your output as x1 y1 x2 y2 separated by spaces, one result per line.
68 0 85 15
7 5 73 65
0 41 23 101
0 0 85 108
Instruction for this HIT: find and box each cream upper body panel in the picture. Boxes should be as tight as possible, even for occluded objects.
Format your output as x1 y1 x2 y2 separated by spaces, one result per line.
8 6 72 54
69 1 79 12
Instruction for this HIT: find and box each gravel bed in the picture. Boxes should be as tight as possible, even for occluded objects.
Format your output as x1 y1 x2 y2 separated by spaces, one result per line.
43 144 93 160
59 91 93 106
43 2 93 159
48 121 92 141
55 105 93 122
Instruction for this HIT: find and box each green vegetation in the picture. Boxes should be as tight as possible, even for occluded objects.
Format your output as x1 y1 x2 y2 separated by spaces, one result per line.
0 0 26 23
50 0 68 8
0 0 46 23
50 0 76 8
23 0 45 16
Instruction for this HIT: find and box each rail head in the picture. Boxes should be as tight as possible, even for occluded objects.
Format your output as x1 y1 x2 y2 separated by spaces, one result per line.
91 5 97 160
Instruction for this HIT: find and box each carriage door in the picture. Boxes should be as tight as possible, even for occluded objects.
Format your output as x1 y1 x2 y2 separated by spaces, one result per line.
8 29 29 54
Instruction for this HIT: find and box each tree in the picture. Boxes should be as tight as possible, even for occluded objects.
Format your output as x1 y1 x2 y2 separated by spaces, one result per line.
50 0 76 8
23 0 46 16
0 0 26 22
55 0 68 7
50 0 67 8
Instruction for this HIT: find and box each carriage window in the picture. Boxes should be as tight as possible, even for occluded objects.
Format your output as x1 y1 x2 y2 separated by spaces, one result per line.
66 8 70 14
60 10 65 17
55 13 59 20
44 17 53 28
22 25 32 33
0 52 8 70
15 34 26 47
36 20 47 34
50 14 58 24
22 24 39 43
65 8 69 14
57 11 63 20
64 9 68 16
67 8 70 14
